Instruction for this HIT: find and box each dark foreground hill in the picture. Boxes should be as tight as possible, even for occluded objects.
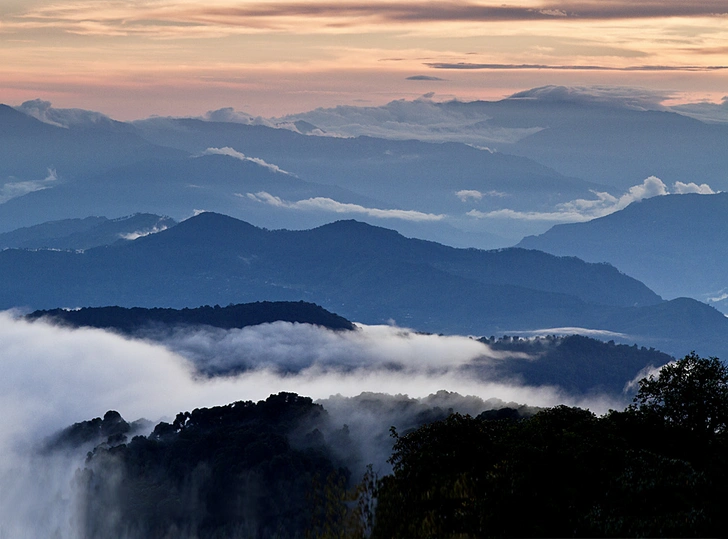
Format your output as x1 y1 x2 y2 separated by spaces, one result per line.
27 301 355 333
3 212 728 359
47 354 728 539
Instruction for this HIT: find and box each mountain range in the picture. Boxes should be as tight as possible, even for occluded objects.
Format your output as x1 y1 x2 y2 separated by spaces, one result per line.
0 96 620 248
281 86 728 191
0 213 175 251
518 192 728 313
3 211 727 360
4 90 727 251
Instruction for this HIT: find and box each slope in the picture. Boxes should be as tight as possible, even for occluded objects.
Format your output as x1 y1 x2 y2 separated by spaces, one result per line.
517 193 728 312
2 212 725 359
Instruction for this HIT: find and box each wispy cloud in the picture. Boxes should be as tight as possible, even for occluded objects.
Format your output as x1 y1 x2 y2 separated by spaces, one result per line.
15 99 112 128
0 169 59 204
456 189 507 202
199 147 291 175
468 176 717 223
406 75 445 81
672 181 715 194
427 62 728 72
13 1 728 38
246 191 445 221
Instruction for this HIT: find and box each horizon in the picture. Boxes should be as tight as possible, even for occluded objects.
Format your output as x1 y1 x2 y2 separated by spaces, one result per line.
5 84 728 125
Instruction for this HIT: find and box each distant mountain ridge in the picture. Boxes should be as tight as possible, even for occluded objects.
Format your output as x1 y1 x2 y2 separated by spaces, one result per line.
0 214 175 250
3 212 727 360
2 99 612 248
517 193 728 312
279 88 728 191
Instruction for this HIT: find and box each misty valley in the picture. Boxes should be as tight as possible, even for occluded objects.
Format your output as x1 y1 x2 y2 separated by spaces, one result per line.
2 89 728 537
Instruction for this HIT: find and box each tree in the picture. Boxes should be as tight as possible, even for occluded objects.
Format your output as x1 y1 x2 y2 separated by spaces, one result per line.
630 352 728 436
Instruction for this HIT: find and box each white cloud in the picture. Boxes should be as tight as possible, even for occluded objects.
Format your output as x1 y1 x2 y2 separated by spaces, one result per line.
0 169 59 204
468 208 593 222
468 176 716 223
201 108 276 128
118 223 170 241
456 189 507 202
15 99 112 128
246 191 445 222
199 147 291 175
0 313 618 445
672 181 715 194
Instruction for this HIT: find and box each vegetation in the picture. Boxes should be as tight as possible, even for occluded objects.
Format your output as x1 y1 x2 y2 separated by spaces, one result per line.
74 393 356 538
483 334 673 394
55 353 728 538
27 301 356 333
374 352 728 537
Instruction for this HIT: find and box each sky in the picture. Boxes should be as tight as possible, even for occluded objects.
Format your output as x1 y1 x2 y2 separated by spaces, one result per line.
1 0 727 119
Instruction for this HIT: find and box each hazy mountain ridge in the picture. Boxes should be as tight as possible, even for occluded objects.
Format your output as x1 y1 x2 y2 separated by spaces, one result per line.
517 193 728 312
279 88 728 192
132 117 605 209
2 99 611 247
6 93 723 250
0 214 175 250
0 104 186 181
2 212 726 360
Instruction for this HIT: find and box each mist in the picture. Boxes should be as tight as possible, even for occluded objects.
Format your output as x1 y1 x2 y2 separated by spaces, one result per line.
0 311 624 536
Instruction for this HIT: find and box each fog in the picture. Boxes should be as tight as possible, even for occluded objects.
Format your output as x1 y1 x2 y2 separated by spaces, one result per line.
0 311 624 536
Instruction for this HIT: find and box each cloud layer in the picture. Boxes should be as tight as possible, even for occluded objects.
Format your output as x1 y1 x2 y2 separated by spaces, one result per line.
0 312 629 535
0 311 624 454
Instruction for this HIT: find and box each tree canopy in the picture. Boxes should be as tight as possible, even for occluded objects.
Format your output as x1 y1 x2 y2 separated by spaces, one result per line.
630 351 728 436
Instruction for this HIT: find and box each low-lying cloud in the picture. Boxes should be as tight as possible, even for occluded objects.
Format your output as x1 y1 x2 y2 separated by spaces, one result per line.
0 311 626 534
468 176 717 223
246 191 445 221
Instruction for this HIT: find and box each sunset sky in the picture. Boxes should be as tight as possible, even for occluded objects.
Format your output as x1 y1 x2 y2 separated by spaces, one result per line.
1 0 727 118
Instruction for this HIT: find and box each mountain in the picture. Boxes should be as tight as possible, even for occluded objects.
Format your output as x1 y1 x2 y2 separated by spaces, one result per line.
279 87 728 191
0 152 380 233
4 102 607 247
503 100 728 190
484 334 673 395
2 212 727 359
0 104 185 181
132 116 606 213
517 193 728 313
0 214 175 250
27 301 356 333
